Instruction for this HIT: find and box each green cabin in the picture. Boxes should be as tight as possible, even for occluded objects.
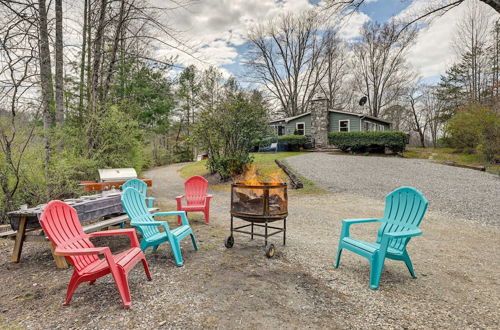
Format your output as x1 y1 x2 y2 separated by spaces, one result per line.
270 110 391 137
269 98 392 148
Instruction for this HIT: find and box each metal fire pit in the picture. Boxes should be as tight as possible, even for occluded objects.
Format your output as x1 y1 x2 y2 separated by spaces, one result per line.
225 182 288 258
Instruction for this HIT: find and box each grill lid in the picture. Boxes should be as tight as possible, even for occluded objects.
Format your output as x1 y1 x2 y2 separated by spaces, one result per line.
98 168 137 182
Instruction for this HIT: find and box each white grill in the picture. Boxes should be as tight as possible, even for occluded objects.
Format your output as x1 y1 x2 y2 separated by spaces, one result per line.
98 168 137 182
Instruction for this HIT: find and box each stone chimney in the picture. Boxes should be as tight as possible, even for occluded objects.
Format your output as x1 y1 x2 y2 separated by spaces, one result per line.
310 97 329 148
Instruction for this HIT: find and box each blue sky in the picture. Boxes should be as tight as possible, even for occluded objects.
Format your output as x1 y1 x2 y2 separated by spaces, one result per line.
358 0 412 22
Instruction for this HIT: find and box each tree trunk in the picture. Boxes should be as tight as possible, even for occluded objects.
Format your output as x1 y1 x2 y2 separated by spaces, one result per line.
78 0 88 120
418 131 426 148
90 0 108 114
54 0 64 125
86 0 92 108
38 0 55 195
119 19 126 98
494 21 500 102
102 0 127 101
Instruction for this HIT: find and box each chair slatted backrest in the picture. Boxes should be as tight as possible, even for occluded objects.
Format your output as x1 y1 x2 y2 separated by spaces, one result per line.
122 178 147 197
377 187 428 252
185 176 208 206
40 201 99 272
121 187 159 238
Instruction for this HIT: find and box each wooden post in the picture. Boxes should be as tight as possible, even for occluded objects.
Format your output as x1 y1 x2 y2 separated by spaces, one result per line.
11 216 27 263
49 242 69 269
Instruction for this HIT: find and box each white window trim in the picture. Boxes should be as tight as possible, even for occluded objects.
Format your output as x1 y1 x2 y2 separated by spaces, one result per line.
338 119 350 132
270 124 279 135
296 122 306 135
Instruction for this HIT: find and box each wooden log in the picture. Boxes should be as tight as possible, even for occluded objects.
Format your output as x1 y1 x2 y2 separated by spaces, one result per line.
443 160 486 172
275 160 303 189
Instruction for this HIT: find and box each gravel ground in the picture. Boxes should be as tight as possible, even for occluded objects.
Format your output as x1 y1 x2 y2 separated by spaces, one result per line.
1 162 498 328
285 153 500 225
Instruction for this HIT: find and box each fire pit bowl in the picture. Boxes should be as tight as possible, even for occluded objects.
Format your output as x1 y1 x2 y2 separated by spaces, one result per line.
226 182 288 258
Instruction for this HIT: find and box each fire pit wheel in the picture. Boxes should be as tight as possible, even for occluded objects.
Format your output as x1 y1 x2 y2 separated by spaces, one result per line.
224 236 234 248
265 244 275 258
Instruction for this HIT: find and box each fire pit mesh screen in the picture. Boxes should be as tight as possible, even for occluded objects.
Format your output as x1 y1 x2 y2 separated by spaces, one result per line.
231 183 287 218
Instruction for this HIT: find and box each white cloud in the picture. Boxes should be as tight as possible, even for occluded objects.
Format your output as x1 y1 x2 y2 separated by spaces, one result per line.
405 4 464 78
153 0 314 71
398 0 500 79
337 11 371 39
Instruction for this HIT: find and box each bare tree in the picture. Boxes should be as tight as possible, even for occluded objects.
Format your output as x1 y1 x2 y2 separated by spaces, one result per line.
384 104 409 131
89 0 108 114
352 21 417 118
54 0 64 125
454 0 494 103
246 10 328 117
78 0 89 119
102 0 132 101
421 85 446 147
405 85 428 148
318 29 350 109
403 84 446 148
492 20 500 101
0 2 40 220
177 65 201 139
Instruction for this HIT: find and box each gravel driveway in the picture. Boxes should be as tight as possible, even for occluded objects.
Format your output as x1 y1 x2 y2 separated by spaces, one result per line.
286 153 500 225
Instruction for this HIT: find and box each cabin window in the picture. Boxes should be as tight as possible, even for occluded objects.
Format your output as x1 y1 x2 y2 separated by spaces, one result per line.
363 121 384 132
296 122 305 135
339 120 350 132
277 125 284 136
271 124 284 136
271 125 277 134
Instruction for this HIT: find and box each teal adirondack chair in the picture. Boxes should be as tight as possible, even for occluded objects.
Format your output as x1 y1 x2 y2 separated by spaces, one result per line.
122 178 155 208
334 186 428 290
121 187 198 266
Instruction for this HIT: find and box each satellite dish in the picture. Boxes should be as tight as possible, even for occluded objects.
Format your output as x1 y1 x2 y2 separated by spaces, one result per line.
359 96 367 106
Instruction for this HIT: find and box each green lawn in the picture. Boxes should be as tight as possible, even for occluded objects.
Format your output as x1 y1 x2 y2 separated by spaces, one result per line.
179 152 325 194
403 147 500 174
179 159 210 179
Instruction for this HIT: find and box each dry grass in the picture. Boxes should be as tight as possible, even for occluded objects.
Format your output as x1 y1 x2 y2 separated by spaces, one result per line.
403 147 500 174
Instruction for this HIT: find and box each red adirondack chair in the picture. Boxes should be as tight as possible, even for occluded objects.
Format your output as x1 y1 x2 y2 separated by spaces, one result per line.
39 200 152 308
176 176 212 225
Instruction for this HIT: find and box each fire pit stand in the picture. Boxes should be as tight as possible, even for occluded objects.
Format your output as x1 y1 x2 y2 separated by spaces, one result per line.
225 182 288 258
